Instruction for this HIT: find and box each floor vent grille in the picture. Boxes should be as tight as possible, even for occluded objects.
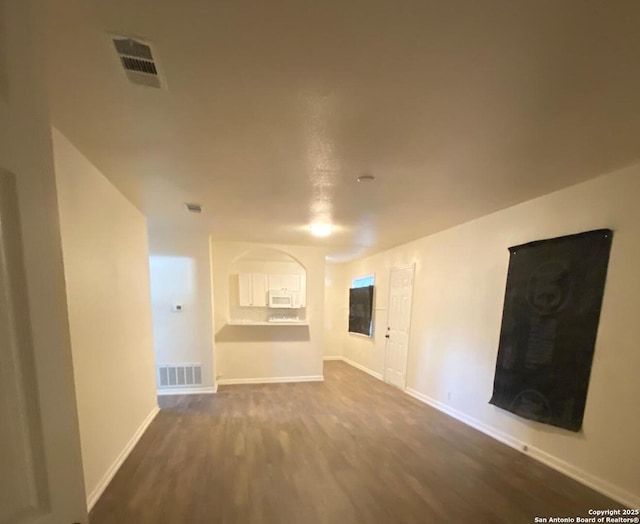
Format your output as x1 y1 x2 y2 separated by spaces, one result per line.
158 364 202 388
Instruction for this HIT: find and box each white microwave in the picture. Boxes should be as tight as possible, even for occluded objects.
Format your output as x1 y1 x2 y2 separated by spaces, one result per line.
268 290 299 308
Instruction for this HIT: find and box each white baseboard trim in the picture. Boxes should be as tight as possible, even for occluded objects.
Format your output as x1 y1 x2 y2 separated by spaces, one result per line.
218 375 324 386
340 356 384 380
157 386 218 396
335 357 638 508
527 442 640 509
87 405 160 511
405 388 640 509
323 356 343 361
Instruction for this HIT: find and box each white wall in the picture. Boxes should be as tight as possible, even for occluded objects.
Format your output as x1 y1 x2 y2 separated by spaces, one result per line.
148 227 215 389
335 164 640 507
211 241 325 381
53 128 158 506
0 1 87 521
324 263 348 358
232 259 305 275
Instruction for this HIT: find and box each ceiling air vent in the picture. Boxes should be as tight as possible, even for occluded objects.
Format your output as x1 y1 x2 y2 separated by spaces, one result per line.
111 35 164 89
185 203 202 213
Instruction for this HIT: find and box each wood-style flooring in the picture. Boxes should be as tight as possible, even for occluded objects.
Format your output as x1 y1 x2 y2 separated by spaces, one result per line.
90 361 622 524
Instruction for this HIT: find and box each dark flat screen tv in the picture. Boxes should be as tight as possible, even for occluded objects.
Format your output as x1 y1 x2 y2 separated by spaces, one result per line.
348 285 374 336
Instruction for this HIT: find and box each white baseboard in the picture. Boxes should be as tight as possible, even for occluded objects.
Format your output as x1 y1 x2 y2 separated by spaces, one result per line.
218 375 324 386
335 356 638 508
87 405 160 511
527 442 640 509
340 356 384 380
405 388 640 509
157 386 218 396
323 356 343 361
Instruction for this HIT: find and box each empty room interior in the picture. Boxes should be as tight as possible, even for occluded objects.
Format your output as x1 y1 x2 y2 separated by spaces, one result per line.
2 0 640 523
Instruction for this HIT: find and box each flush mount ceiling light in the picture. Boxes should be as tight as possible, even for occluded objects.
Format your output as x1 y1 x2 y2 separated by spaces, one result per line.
185 202 202 213
309 223 333 237
356 174 375 182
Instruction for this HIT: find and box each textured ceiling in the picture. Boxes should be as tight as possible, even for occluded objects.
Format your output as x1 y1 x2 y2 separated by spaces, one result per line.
45 0 640 260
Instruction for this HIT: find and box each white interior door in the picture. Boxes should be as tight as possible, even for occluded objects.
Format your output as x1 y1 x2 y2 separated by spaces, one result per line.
0 173 86 523
384 266 415 389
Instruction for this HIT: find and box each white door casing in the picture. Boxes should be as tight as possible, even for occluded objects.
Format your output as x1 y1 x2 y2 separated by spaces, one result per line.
384 265 415 389
0 172 49 522
0 2 87 521
0 171 85 523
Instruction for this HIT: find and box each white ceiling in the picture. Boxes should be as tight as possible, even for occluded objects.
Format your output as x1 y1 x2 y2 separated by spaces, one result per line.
45 0 640 260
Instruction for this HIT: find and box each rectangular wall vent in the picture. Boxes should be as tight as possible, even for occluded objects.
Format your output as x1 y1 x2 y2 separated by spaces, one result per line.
111 35 164 89
158 364 203 388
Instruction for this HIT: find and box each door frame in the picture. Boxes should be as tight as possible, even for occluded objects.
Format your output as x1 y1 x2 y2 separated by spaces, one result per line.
383 264 416 389
0 1 88 520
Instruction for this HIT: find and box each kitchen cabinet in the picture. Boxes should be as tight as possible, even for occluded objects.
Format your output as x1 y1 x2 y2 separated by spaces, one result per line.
238 273 252 306
239 273 306 307
238 273 269 307
251 273 268 307
268 274 301 292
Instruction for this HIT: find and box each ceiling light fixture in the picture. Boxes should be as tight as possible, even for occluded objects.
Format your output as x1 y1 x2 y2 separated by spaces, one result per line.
309 223 333 237
357 174 375 182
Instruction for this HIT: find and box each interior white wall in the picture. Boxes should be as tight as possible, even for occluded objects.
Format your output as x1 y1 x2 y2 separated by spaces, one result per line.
324 263 348 358
148 227 215 389
232 259 305 275
335 164 640 507
52 128 158 505
0 1 87 521
211 241 325 381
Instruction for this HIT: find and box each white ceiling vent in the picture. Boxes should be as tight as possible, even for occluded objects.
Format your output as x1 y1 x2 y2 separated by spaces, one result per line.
111 35 164 89
185 203 203 213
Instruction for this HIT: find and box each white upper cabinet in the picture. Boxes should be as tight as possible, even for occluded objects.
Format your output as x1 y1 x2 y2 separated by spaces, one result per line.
238 273 253 306
280 274 301 291
239 272 306 307
251 273 269 307
268 273 301 291
268 274 282 291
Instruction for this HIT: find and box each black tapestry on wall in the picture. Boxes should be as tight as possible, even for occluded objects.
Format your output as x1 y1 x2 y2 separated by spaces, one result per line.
489 229 613 432
349 285 374 336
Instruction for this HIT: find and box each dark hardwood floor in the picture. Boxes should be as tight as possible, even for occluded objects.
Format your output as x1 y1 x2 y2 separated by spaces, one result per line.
90 361 622 524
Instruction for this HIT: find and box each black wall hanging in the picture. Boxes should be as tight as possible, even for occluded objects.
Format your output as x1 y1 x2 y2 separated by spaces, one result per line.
490 229 613 432
348 285 374 336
